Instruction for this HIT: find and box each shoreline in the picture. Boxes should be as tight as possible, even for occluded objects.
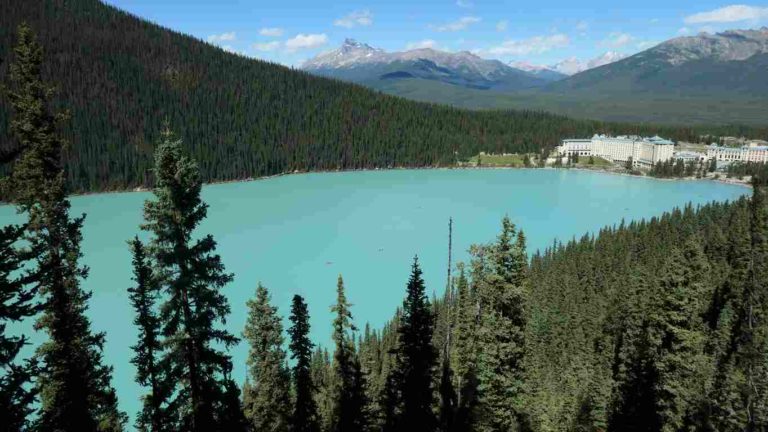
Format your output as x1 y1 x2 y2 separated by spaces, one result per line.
26 164 756 201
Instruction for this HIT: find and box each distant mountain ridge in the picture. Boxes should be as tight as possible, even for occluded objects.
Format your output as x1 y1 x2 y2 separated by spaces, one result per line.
302 39 553 91
300 30 768 125
545 27 768 95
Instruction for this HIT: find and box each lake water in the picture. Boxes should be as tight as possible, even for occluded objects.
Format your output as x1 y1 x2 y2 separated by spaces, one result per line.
0 168 749 421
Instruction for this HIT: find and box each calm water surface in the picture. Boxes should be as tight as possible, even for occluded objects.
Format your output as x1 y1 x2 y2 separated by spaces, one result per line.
0 169 749 421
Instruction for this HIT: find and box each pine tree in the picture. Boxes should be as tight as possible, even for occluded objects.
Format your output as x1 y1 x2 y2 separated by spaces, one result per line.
289 294 320 432
647 238 711 432
722 182 768 430
438 355 457 432
242 284 291 432
0 223 37 431
6 22 126 432
452 266 479 430
708 204 752 431
311 347 335 431
128 237 166 432
330 275 368 432
475 217 528 431
607 270 660 432
391 257 437 430
141 124 243 431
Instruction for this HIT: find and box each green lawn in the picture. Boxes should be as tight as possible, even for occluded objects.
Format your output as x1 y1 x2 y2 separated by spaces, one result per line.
468 153 529 167
574 156 614 168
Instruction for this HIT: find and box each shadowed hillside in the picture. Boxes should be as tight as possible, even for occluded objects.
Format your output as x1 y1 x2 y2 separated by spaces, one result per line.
1 0 765 192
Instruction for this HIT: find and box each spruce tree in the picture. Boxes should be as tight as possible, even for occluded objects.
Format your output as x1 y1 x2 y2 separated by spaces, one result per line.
330 275 368 432
708 204 752 431
6 22 125 432
141 124 243 431
647 239 711 432
242 284 291 432
0 223 37 431
311 347 335 431
721 182 768 430
607 270 660 432
452 266 479 429
127 237 166 432
392 257 437 430
475 217 528 431
289 294 320 432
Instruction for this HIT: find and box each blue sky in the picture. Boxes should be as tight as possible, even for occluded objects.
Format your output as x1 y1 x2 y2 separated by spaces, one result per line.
105 1 768 66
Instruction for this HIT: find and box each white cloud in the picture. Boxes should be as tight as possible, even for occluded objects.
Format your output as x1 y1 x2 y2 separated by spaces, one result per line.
677 27 691 35
684 5 768 24
406 39 438 50
650 18 660 24
207 32 236 43
334 10 374 28
431 16 481 32
284 33 328 52
485 33 570 56
253 41 281 52
576 20 589 31
636 40 659 50
600 32 634 48
496 20 509 32
456 0 474 8
259 27 284 37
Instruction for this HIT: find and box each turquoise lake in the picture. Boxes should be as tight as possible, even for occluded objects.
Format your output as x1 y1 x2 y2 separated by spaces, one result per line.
0 168 750 421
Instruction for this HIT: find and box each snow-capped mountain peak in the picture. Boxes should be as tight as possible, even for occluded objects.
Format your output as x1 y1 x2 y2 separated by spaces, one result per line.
549 51 628 75
508 61 552 73
302 39 385 69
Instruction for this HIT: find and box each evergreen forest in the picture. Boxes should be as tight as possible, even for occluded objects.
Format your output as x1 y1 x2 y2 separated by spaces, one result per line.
1 0 767 193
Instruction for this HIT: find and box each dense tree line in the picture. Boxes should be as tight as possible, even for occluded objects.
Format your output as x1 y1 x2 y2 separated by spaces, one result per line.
649 158 710 179
726 162 768 186
7 19 768 432
2 0 767 193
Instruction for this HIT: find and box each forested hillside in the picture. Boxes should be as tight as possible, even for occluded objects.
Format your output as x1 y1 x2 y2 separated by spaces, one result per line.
352 192 767 431
1 0 766 193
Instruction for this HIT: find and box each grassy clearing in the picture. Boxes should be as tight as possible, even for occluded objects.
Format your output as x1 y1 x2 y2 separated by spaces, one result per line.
574 156 614 168
468 153 529 167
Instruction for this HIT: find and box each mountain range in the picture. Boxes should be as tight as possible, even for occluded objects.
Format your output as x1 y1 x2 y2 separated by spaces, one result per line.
545 28 768 95
301 30 768 125
302 40 635 91
302 39 554 91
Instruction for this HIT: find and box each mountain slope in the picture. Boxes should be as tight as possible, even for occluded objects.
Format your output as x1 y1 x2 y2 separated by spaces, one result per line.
305 30 768 125
546 28 768 95
1 1 765 194
549 51 628 76
3 0 716 192
303 39 550 91
509 61 568 81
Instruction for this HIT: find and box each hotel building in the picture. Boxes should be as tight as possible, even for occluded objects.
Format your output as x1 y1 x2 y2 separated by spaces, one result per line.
557 135 675 167
707 144 768 163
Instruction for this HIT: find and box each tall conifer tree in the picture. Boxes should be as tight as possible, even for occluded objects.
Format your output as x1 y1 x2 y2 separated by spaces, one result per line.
242 284 291 432
647 239 711 432
721 182 768 429
128 237 166 432
6 22 125 432
391 257 438 430
330 275 368 432
289 294 320 432
475 217 528 431
141 125 243 431
0 223 37 431
453 266 479 430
